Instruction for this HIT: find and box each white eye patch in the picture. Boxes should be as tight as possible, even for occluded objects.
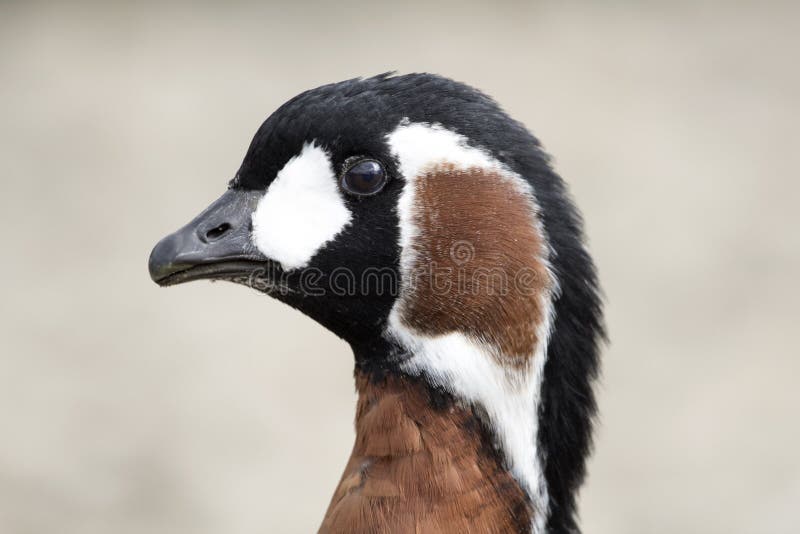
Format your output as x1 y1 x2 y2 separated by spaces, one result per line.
251 143 352 270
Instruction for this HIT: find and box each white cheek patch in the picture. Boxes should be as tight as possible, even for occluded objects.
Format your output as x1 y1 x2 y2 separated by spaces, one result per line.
385 121 556 534
251 143 352 271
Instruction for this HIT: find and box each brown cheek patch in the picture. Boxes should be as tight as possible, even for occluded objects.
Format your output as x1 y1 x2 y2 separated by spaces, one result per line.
400 164 550 362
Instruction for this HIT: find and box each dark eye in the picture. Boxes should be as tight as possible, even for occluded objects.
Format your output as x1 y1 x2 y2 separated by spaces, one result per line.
341 159 387 196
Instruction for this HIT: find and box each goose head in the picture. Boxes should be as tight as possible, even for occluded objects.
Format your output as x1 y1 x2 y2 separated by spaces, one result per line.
148 73 603 533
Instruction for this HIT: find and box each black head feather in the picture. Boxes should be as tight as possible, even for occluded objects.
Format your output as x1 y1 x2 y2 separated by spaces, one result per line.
158 73 605 532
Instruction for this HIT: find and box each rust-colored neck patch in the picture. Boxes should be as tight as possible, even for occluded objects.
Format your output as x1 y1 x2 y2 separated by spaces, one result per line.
398 164 550 362
320 372 532 533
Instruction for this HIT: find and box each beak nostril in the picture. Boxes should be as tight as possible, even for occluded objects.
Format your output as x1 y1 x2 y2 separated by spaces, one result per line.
205 223 232 242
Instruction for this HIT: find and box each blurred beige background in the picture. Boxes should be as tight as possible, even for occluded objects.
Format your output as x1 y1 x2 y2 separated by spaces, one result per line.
1 0 798 532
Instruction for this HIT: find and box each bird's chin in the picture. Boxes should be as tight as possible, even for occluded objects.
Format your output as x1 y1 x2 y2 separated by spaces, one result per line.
153 260 277 288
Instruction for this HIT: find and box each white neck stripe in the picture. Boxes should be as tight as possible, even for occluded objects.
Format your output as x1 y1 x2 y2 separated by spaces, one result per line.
385 121 556 534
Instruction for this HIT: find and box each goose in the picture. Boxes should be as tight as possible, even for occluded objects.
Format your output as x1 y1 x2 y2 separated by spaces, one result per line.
148 73 603 534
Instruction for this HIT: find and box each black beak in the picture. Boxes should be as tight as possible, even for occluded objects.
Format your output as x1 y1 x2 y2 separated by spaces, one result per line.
148 189 268 286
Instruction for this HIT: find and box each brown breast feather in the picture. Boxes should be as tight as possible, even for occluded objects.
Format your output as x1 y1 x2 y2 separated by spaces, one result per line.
319 372 532 533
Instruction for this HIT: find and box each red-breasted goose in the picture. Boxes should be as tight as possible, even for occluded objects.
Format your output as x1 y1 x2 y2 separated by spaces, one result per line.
149 73 604 534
